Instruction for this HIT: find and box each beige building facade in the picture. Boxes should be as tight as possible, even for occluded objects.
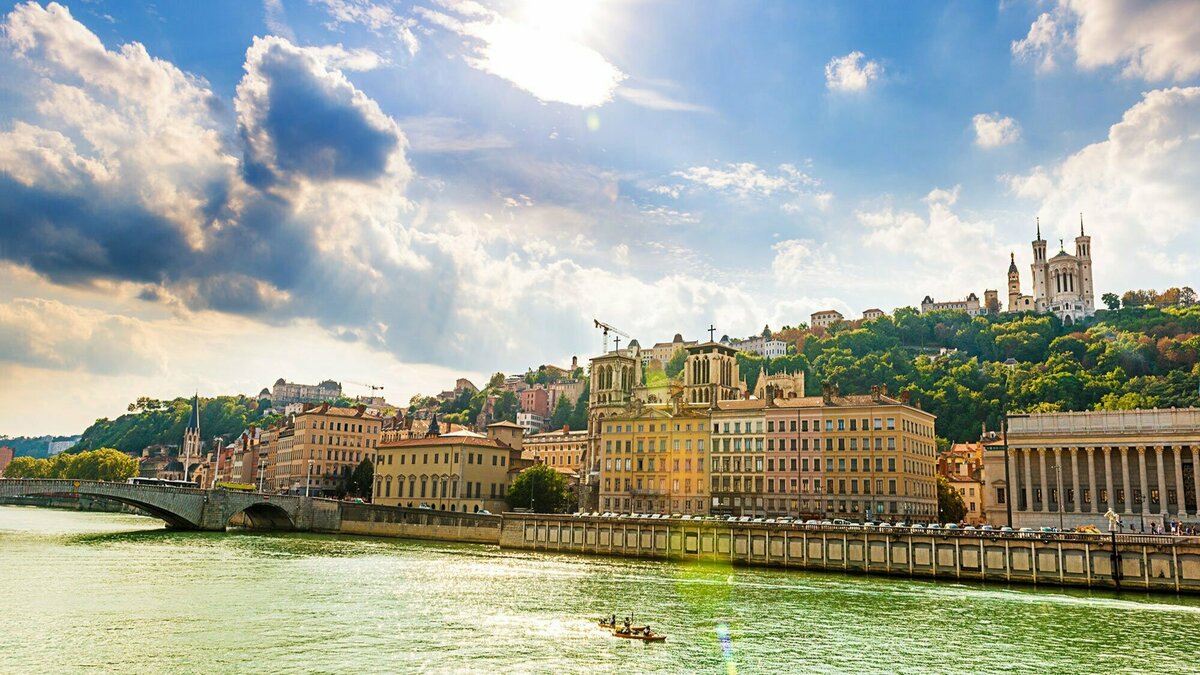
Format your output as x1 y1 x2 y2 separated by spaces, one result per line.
276 404 382 495
374 422 527 513
983 408 1200 530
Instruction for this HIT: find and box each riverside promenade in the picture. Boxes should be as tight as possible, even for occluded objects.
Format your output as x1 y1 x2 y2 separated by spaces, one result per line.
6 479 1199 594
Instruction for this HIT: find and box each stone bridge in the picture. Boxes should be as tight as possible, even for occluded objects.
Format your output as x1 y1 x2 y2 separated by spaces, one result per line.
0 479 340 531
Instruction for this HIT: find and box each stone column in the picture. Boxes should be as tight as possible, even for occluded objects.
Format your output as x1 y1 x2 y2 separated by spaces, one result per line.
1022 448 1034 514
1006 446 1018 516
1070 448 1081 513
1137 447 1150 520
1052 447 1063 513
1086 447 1097 514
1174 446 1188 518
1193 446 1200 520
1103 447 1114 513
1154 446 1167 516
1038 448 1049 512
1119 447 1131 515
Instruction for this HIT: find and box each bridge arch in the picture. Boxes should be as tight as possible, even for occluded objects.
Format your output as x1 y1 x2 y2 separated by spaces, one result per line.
226 502 295 530
0 479 204 529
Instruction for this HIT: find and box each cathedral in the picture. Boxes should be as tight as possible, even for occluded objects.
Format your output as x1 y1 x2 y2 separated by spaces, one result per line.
1006 216 1095 324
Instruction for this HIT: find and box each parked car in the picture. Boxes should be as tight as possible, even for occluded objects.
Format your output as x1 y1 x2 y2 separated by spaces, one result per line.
980 525 995 531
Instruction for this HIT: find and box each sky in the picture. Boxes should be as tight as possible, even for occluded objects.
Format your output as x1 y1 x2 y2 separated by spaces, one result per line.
1 0 1199 436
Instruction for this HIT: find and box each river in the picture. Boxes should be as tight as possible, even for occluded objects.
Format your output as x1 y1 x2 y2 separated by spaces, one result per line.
2 505 1198 673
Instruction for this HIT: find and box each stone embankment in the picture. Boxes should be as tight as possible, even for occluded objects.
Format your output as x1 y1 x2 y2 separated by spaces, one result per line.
499 513 1200 594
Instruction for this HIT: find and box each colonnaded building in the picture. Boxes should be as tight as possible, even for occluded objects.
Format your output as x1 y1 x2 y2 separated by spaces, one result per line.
982 408 1200 530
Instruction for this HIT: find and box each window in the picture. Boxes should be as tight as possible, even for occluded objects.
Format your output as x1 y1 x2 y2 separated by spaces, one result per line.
996 488 1006 504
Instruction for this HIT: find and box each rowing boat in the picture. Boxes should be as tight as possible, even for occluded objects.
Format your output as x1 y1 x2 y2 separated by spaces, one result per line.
612 630 666 643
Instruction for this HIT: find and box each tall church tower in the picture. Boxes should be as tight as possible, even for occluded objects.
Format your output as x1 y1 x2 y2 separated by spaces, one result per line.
683 341 743 405
1006 252 1021 311
1031 218 1049 312
584 350 641 507
181 394 201 483
1074 213 1094 314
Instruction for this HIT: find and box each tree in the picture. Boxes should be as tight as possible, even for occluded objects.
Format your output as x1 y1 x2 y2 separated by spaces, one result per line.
665 348 687 378
506 464 573 513
1101 292 1120 311
492 391 519 423
549 395 572 430
349 459 374 498
936 475 967 524
488 372 506 389
568 384 589 432
4 448 137 481
762 324 772 339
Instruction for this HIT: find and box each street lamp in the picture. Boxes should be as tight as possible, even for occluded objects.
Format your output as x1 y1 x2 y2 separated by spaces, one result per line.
305 460 315 498
1050 464 1064 531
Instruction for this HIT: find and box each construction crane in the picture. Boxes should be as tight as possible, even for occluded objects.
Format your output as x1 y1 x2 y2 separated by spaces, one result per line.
593 319 631 354
345 381 384 393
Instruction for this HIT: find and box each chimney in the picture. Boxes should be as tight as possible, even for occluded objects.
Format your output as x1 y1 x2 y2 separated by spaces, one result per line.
562 425 569 433
870 385 881 403
900 390 912 405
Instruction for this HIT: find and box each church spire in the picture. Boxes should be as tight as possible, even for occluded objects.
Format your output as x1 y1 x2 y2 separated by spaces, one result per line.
1036 216 1041 240
1079 212 1084 236
1008 252 1018 274
187 393 201 432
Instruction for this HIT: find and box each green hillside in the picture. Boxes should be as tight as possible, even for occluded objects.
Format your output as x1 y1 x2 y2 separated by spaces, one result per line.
736 305 1200 442
73 395 274 455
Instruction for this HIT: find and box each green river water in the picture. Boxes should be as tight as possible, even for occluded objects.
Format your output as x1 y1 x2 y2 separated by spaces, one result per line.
1 505 1198 674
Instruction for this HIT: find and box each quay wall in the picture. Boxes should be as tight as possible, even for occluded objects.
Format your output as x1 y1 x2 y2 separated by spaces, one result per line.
334 503 501 544
499 514 1200 594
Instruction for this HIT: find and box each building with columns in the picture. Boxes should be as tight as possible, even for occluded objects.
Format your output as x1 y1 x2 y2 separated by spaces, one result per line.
983 408 1200 530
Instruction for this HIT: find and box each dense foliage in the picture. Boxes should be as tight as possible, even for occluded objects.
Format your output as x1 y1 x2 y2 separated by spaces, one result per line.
937 475 968 524
742 305 1200 442
75 395 273 455
506 463 575 513
4 448 138 481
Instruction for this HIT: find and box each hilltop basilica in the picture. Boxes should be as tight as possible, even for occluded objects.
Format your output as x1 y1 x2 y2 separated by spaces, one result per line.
1006 216 1095 325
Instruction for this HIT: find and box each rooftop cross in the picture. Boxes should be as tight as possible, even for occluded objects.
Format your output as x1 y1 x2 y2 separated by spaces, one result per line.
708 324 716 342
613 335 621 352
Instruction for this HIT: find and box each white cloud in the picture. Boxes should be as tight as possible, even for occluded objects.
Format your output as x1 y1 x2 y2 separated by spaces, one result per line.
673 162 819 198
2 1 237 249
1012 1 1200 82
824 51 882 93
311 0 420 56
415 1 625 107
0 298 166 376
1011 11 1061 72
856 186 1002 297
1002 166 1053 200
1004 86 1200 289
972 113 1021 147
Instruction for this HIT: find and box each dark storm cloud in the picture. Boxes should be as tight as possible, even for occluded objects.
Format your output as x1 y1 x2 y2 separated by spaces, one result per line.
0 175 190 286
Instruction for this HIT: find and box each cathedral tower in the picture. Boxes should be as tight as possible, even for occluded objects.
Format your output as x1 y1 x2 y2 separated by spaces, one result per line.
181 393 201 483
1031 218 1049 312
1074 213 1094 314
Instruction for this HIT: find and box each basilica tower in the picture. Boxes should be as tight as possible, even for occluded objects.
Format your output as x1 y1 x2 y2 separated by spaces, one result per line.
1031 218 1049 312
1074 214 1095 314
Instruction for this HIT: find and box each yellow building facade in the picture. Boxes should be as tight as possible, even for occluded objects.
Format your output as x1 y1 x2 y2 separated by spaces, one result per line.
598 404 711 514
